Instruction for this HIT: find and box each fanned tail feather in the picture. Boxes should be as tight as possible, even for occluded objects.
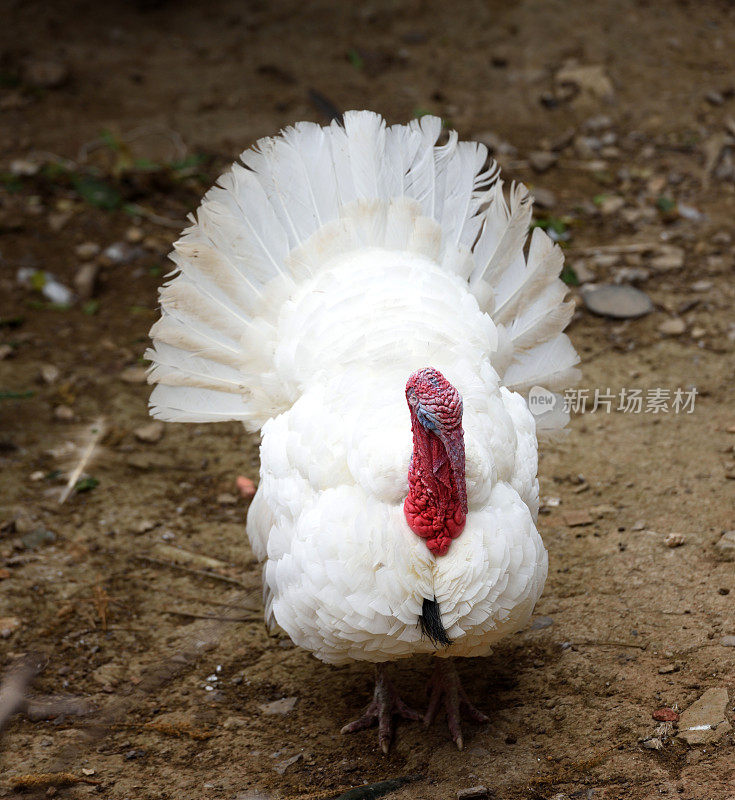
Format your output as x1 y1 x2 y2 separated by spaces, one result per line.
503 335 580 393
467 183 579 426
147 111 578 431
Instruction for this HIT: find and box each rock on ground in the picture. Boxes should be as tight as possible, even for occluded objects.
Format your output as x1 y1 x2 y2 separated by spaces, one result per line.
714 531 735 561
581 284 653 319
134 421 165 443
677 688 731 745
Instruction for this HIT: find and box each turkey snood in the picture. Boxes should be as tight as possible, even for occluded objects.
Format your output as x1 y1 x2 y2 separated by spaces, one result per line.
403 367 468 557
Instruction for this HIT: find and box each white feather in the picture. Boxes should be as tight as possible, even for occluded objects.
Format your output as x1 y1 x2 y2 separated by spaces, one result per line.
503 334 581 392
146 111 580 666
404 115 443 216
494 226 564 325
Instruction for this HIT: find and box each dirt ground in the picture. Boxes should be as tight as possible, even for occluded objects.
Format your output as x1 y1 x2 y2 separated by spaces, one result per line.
1 1 734 798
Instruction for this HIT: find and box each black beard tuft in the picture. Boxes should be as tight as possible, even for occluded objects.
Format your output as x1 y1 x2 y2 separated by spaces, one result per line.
419 596 453 647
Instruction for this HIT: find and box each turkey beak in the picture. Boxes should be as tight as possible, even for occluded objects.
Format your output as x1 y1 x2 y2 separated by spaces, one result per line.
438 426 467 514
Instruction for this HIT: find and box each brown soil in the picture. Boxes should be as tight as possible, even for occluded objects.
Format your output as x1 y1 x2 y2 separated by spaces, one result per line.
1 2 734 798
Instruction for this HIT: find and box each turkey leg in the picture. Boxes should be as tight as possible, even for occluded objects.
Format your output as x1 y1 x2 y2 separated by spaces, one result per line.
424 657 489 749
341 663 421 753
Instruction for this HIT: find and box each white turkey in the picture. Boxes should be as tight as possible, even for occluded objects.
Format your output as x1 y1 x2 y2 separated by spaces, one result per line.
146 111 579 752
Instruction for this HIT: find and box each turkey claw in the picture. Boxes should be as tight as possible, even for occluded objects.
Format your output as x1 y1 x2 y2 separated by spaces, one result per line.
425 658 489 749
341 664 421 754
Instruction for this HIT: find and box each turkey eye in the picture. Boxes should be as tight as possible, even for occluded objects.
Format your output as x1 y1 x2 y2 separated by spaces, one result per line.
416 406 438 431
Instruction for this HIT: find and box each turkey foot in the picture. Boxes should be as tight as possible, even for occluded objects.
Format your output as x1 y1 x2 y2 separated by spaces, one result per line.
341 663 421 754
424 658 489 750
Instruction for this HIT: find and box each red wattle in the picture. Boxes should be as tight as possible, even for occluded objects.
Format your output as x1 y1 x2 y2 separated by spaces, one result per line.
404 426 467 556
404 492 466 556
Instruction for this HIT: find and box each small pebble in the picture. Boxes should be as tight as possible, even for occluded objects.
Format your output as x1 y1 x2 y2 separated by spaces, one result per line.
665 533 685 548
74 262 100 300
48 211 72 232
273 753 302 775
532 187 556 209
134 421 164 443
581 284 653 319
658 317 686 336
590 252 619 269
120 366 149 384
613 266 650 285
714 531 735 561
9 159 39 176
75 242 101 260
563 510 593 527
572 262 595 283
653 707 679 722
259 696 298 715
457 788 490 800
584 114 612 132
39 364 60 384
529 151 558 173
650 248 685 271
21 527 55 549
103 242 138 265
641 736 663 750
223 716 248 729
236 475 257 499
18 268 75 305
720 635 735 647
599 195 625 215
574 135 599 158
677 203 704 222
0 617 21 638
53 405 74 421
13 512 35 534
126 452 171 470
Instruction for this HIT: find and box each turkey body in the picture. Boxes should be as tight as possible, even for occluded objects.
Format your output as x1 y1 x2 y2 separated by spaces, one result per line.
247 247 547 664
146 111 579 747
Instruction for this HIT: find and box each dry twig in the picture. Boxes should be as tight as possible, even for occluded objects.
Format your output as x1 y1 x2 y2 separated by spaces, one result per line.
10 772 100 789
164 610 259 623
109 720 214 740
133 554 249 588
92 575 110 631
58 417 106 504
